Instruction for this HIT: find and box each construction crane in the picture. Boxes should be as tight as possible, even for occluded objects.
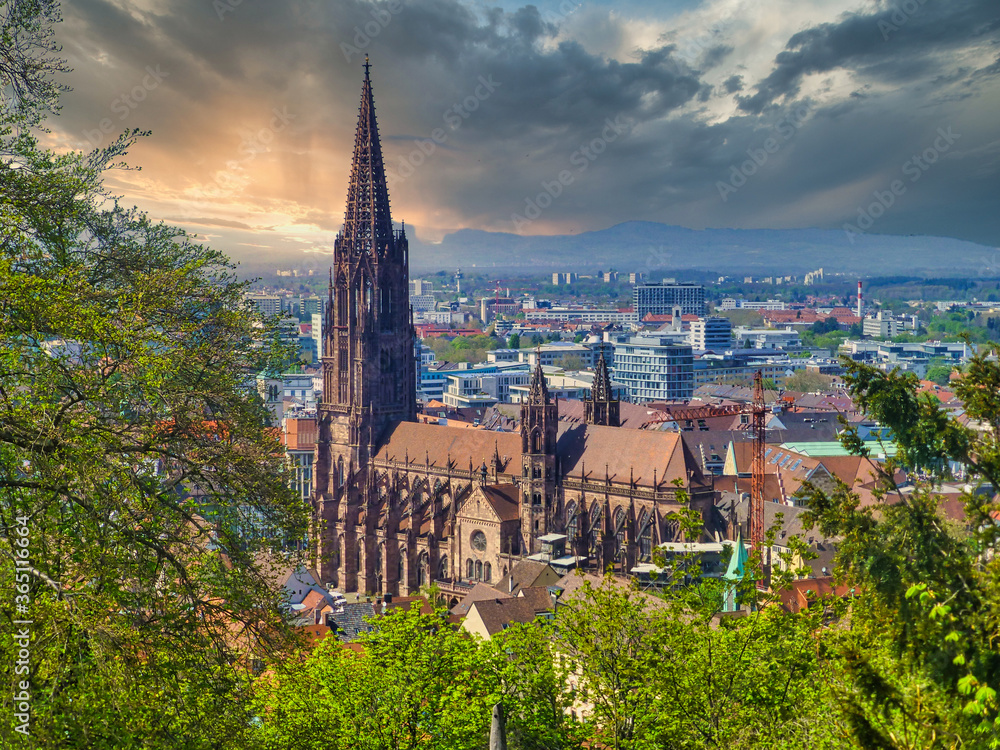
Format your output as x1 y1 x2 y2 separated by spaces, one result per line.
647 371 768 552
750 371 766 555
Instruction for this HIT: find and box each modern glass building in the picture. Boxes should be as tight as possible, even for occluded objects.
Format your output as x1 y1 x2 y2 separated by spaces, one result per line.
612 335 694 403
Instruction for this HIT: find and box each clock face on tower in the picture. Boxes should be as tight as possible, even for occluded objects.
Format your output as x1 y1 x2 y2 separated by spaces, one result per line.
471 530 487 552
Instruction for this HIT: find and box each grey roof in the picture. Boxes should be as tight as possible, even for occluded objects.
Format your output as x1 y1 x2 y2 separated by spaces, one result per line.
468 597 543 636
494 560 556 596
451 583 512 616
327 601 377 641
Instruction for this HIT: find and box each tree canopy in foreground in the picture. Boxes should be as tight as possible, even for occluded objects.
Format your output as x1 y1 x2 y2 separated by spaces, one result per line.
1 2 308 746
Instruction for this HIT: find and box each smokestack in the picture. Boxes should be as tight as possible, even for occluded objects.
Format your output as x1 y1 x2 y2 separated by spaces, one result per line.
857 281 863 320
672 305 682 331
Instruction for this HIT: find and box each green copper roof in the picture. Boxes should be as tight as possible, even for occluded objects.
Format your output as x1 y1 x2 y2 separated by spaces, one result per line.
779 441 898 458
724 532 749 581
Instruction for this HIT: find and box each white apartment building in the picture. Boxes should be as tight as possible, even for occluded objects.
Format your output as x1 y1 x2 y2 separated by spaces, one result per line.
719 298 787 311
862 311 900 339
409 279 435 296
524 307 638 324
612 335 695 403
244 293 282 317
733 326 800 350
442 369 532 408
689 317 733 351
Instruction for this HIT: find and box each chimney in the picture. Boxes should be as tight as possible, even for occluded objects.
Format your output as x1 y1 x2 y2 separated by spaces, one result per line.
672 305 682 331
857 280 863 320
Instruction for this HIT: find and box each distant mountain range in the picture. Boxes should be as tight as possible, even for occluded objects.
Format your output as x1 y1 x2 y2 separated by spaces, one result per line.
408 221 999 277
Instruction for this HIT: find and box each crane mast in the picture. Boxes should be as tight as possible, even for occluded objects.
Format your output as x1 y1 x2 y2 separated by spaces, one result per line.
750 370 766 554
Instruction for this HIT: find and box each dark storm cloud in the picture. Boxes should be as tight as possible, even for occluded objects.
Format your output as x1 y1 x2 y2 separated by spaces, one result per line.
699 44 733 70
50 0 1000 253
738 0 1000 114
165 217 257 230
722 74 743 93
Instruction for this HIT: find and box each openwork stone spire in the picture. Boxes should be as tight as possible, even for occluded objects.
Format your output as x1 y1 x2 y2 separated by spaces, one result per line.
528 359 550 404
592 353 612 401
585 352 620 427
342 56 394 258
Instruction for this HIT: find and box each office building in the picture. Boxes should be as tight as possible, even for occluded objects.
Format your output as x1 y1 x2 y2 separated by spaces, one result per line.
612 335 695 402
633 281 706 318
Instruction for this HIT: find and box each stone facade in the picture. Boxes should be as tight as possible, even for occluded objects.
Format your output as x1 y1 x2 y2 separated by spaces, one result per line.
311 63 714 596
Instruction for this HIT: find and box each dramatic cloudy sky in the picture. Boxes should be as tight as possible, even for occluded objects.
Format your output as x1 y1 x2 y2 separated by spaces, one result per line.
47 0 1000 266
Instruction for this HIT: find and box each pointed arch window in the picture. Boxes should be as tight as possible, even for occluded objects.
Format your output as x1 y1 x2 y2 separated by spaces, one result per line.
589 504 602 553
638 510 653 562
614 507 627 560
466 558 474 580
417 551 428 587
565 502 577 541
484 562 492 582
397 547 405 584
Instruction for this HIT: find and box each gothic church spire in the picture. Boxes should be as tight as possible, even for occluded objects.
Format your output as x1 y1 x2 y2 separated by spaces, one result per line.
342 55 394 258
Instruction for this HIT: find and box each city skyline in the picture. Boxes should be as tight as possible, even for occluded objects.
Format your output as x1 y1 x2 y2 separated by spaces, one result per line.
50 0 1000 266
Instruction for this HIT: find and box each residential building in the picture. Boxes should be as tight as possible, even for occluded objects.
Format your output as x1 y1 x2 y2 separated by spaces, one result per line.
803 268 824 285
245 292 282 317
442 368 532 409
283 372 316 405
863 311 900 339
480 296 520 323
284 415 317 502
524 343 595 368
719 298 787 311
311 313 324 360
524 307 638 324
693 355 805 387
411 294 437 312
689 317 733 351
461 593 552 640
300 295 325 319
409 279 434 296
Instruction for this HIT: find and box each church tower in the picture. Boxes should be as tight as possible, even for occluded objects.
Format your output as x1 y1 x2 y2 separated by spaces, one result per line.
520 361 558 554
314 59 415 586
585 353 619 427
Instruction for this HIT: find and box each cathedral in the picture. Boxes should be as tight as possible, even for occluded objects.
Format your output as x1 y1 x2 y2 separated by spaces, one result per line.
312 62 713 596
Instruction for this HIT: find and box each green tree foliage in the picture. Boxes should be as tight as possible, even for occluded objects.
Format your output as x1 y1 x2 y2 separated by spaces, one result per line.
784 370 835 393
556 355 587 371
798 352 1000 747
925 363 955 386
252 605 578 750
507 333 521 349
811 317 841 335
427 333 502 364
714 309 765 328
1 3 308 746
